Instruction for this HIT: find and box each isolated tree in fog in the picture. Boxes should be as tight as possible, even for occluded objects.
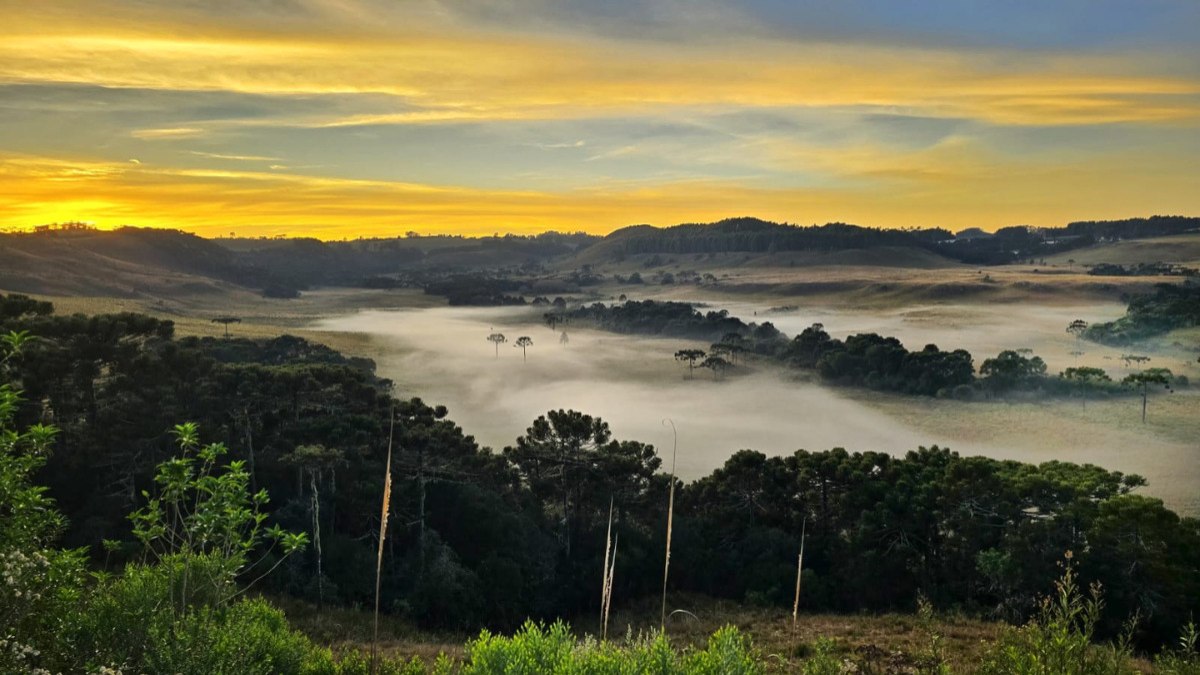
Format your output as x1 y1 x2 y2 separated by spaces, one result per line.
1123 368 1173 423
1066 319 1088 344
1121 354 1152 369
514 335 533 362
674 348 706 378
212 315 241 338
1066 319 1088 360
487 332 507 358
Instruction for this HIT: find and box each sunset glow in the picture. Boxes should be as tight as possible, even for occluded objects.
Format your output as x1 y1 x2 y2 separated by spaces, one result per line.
2 1 1197 237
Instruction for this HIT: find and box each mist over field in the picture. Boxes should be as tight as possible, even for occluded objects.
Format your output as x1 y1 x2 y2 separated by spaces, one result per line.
316 303 1200 513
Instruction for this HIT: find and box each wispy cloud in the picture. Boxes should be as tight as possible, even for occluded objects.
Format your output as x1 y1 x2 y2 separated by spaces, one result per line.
132 127 207 139
189 150 281 162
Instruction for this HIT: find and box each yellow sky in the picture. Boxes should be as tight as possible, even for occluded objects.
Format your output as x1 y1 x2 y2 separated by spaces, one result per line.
1 1 1198 237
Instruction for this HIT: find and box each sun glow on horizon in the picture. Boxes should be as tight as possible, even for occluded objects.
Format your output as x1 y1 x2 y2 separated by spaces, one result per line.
1 1 1198 237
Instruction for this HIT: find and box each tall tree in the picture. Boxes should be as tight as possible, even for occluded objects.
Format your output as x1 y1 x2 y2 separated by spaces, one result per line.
504 410 658 560
1066 319 1088 342
1123 368 1173 423
514 336 533 362
700 355 729 380
211 316 242 338
674 348 706 378
281 443 346 607
487 332 507 358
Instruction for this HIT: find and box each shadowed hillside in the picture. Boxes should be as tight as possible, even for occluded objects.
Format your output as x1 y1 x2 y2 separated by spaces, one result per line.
0 225 265 297
573 217 957 266
0 226 598 297
573 216 1200 267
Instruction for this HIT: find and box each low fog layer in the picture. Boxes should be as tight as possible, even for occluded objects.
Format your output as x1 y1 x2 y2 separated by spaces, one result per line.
316 304 1198 514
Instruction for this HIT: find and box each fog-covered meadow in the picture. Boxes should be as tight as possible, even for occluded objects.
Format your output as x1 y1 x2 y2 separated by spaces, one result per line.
315 302 1199 514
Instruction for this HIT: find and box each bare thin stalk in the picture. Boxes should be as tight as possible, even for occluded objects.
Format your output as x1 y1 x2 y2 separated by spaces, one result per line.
603 533 618 641
372 408 395 675
660 418 678 633
791 517 807 659
600 497 614 637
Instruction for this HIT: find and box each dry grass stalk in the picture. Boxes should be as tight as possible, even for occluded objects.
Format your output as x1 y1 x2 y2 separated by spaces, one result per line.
601 497 616 641
791 517 807 658
603 533 618 641
660 418 678 633
371 409 395 675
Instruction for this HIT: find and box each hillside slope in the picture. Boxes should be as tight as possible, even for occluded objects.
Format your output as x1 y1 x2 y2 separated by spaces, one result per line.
1044 233 1200 266
0 227 260 297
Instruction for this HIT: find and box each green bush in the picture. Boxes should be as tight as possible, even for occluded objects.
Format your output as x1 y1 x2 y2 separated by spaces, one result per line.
462 620 762 675
60 557 321 673
977 557 1137 675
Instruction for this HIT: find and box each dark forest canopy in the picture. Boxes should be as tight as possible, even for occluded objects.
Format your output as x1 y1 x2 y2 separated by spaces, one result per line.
563 300 1147 399
2 292 1197 649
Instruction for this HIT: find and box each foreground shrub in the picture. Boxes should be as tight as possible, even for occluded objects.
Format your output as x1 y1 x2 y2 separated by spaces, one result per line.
463 620 762 675
59 558 319 673
978 556 1136 675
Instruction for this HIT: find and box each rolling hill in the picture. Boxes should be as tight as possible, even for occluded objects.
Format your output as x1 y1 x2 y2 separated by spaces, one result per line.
0 226 261 297
572 217 960 267
1044 233 1200 266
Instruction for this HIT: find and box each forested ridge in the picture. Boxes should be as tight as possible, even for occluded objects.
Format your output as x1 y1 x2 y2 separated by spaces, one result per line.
589 215 1200 265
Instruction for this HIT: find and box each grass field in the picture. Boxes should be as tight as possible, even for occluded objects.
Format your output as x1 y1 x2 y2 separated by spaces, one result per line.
1044 233 1200 267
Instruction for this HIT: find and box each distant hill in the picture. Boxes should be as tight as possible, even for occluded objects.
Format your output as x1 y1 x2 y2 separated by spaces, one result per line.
574 215 1200 267
1044 233 1200 267
0 226 265 297
0 226 598 297
5 217 1197 297
942 215 1200 264
574 217 958 266
221 231 597 287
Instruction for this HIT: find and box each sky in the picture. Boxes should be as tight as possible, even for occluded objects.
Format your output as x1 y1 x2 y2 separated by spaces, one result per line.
1 1 1198 238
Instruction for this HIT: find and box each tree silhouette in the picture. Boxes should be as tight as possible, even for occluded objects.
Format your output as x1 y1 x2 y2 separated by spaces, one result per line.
487 332 507 358
281 443 346 607
674 348 706 378
713 333 746 365
1066 319 1088 359
211 316 241 338
1121 354 1151 369
700 355 729 380
1060 366 1110 408
1123 368 1173 423
514 336 533 362
1066 319 1088 341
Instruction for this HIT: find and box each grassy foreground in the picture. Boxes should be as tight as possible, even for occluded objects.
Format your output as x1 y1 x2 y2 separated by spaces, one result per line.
280 593 1005 673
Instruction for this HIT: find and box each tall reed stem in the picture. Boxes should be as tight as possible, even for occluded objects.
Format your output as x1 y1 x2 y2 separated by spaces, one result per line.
371 408 395 675
791 518 807 658
660 418 678 633
601 497 616 641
